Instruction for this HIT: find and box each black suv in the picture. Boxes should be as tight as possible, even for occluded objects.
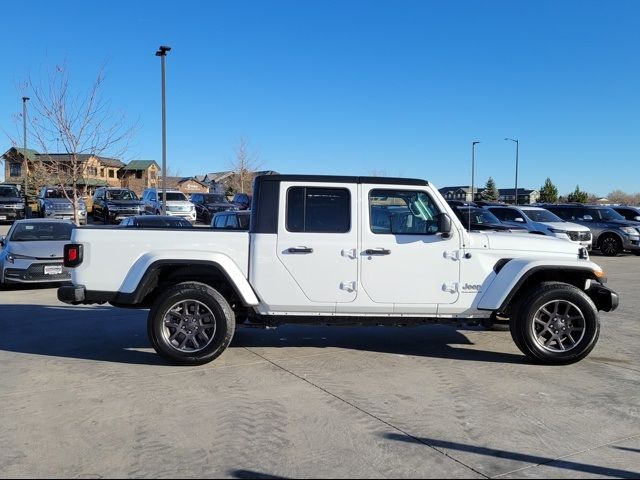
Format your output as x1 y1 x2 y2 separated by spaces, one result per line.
190 193 236 224
231 193 252 210
0 185 25 223
542 204 640 256
92 188 143 224
612 206 640 222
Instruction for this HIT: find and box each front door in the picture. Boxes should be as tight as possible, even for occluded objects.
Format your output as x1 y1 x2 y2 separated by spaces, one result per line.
276 182 358 304
360 185 461 312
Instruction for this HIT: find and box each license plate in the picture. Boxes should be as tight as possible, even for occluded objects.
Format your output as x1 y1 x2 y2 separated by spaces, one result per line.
0 216 6 220
44 265 63 275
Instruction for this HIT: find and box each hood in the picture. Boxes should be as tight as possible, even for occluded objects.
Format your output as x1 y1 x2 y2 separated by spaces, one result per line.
0 196 23 204
470 222 518 231
205 202 233 209
106 200 143 207
44 198 85 206
7 240 67 259
543 221 589 232
484 231 579 255
599 219 640 227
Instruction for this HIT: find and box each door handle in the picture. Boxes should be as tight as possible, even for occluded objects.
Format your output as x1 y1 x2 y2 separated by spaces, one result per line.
365 248 391 256
287 246 314 254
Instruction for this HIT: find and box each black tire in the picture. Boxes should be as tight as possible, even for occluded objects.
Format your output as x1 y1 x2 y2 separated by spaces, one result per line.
631 250 640 256
103 208 109 224
509 282 600 365
599 234 622 257
148 282 235 366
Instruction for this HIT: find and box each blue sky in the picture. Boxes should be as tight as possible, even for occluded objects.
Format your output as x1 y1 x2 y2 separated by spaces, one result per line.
2 0 639 196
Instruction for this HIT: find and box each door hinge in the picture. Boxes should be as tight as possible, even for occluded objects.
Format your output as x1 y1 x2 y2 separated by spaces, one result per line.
340 281 357 293
443 250 461 261
341 248 357 259
442 282 459 293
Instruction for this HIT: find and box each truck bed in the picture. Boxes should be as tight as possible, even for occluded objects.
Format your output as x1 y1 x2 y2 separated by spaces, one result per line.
70 228 250 293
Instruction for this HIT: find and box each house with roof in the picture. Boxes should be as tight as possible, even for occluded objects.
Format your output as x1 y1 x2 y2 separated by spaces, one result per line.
162 176 210 196
2 147 125 196
438 186 485 202
119 160 161 196
497 188 540 205
439 185 539 204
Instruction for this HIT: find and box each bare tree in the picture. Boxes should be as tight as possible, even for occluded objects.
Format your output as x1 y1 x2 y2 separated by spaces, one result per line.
227 137 262 194
20 64 134 223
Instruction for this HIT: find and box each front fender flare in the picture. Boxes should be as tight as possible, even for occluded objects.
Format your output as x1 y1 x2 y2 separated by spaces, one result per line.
477 259 603 311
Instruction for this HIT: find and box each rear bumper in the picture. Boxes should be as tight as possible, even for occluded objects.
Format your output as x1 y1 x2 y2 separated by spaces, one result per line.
58 285 114 305
586 283 619 312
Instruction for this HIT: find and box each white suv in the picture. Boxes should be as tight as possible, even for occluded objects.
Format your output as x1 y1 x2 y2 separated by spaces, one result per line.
141 189 196 223
486 205 593 250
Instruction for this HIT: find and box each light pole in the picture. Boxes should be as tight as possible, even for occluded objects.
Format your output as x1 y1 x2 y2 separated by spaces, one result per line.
505 138 519 205
22 96 30 218
155 45 171 215
469 141 480 229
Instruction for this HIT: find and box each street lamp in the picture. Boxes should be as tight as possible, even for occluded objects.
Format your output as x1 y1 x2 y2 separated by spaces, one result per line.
22 96 30 218
155 45 171 215
469 141 480 229
505 138 519 205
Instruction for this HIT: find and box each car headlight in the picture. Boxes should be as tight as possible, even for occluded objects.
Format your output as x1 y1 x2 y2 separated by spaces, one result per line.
621 227 638 236
7 253 32 263
549 228 567 234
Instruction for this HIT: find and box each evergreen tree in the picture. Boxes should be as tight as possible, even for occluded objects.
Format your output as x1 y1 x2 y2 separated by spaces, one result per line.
539 178 558 203
567 185 589 203
481 177 499 201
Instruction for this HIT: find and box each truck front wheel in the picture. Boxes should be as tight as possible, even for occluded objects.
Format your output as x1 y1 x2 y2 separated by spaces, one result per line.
147 282 236 365
510 282 600 365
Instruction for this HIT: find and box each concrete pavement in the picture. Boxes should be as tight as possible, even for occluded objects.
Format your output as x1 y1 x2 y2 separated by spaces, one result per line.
0 224 638 478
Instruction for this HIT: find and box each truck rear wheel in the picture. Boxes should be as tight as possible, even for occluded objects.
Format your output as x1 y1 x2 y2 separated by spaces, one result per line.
510 282 600 365
148 282 235 365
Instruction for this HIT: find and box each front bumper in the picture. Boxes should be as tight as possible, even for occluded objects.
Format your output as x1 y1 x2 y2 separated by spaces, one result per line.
586 283 619 312
0 209 25 222
44 210 87 224
165 211 197 222
624 237 640 251
4 261 71 284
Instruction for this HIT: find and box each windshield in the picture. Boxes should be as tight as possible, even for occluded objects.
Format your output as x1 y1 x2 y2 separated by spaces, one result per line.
158 192 188 202
0 186 20 198
455 208 500 225
44 189 74 199
10 222 73 242
107 190 138 201
595 208 626 221
203 194 228 204
522 209 563 223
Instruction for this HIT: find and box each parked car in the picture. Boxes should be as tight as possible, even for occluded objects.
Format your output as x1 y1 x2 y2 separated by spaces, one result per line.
452 206 527 232
0 219 74 285
141 189 196 224
231 192 252 210
60 174 618 366
191 193 237 224
211 210 250 230
542 204 640 256
92 187 144 224
0 184 26 223
485 205 593 250
37 186 87 225
118 215 194 229
611 206 640 222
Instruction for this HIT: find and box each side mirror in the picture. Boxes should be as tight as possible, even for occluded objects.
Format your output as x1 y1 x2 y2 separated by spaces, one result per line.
635 216 640 222
583 215 593 221
0 236 5 247
514 217 525 223
438 213 452 237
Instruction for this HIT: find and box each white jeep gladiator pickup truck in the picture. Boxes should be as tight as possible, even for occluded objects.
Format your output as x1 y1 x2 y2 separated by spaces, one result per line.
58 175 618 366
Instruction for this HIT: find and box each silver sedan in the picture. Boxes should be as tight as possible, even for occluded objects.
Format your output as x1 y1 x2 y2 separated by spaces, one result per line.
0 219 74 286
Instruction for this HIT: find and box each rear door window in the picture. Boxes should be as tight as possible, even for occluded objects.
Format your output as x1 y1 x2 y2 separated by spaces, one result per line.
286 187 350 233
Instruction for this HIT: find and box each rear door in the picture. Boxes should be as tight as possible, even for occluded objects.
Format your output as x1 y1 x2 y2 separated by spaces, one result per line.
276 182 358 303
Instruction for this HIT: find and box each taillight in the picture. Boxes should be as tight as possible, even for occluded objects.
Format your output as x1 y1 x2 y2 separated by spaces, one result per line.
64 244 83 267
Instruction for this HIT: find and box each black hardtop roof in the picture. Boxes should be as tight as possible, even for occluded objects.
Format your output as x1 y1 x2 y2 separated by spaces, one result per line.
255 174 429 186
542 204 612 208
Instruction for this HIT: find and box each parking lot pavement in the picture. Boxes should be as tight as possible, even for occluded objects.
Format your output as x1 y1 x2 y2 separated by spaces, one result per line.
0 248 638 477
